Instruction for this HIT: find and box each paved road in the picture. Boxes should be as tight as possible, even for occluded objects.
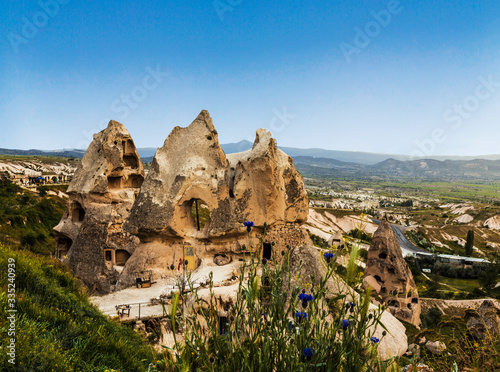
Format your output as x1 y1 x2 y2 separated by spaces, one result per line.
371 219 427 255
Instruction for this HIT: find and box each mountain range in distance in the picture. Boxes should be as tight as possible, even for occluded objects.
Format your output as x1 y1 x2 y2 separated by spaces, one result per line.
3 141 500 180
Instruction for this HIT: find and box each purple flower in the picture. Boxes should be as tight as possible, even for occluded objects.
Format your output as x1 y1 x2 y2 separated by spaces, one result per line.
298 293 314 309
370 337 380 343
323 252 334 263
348 302 356 312
303 347 315 360
295 311 307 320
298 293 314 302
341 319 349 330
244 221 254 232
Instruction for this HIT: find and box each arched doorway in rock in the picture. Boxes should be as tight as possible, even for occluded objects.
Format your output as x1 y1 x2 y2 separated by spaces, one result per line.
56 236 73 258
189 199 211 231
115 250 131 266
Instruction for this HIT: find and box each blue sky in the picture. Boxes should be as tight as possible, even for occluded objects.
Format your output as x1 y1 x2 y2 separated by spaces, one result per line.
1 0 499 157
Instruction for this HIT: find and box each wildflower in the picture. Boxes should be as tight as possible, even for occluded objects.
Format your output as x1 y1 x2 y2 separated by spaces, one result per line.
382 331 387 336
323 252 334 263
295 311 307 321
348 302 356 313
209 357 215 363
303 347 315 360
244 221 254 232
368 313 373 319
341 319 349 330
370 337 380 343
298 293 314 308
262 258 268 265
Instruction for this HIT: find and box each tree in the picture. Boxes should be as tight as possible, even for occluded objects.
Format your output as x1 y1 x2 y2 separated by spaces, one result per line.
479 263 500 290
465 230 474 256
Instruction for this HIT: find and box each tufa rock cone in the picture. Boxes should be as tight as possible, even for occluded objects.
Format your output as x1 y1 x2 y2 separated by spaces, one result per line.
363 220 421 326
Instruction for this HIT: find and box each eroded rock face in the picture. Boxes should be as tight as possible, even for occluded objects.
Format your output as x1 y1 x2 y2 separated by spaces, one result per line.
56 111 310 293
467 300 500 340
363 220 421 326
125 110 308 239
54 120 145 293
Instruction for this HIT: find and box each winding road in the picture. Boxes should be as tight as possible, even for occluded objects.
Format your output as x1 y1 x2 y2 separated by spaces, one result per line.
371 219 428 255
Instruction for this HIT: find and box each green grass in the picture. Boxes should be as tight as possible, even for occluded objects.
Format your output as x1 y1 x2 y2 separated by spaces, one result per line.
438 276 480 292
0 179 66 255
0 244 161 371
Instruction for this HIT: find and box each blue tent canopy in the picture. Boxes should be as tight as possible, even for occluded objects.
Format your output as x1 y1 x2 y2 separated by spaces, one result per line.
35 177 44 181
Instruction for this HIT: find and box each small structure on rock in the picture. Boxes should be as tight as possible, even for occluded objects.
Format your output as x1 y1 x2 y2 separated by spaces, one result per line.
363 220 421 326
55 110 310 293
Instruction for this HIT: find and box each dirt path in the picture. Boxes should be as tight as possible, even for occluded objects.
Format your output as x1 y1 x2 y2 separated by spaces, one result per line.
91 259 244 319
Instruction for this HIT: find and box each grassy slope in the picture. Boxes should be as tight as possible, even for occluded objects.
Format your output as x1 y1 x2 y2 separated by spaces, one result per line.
0 179 66 255
0 245 161 371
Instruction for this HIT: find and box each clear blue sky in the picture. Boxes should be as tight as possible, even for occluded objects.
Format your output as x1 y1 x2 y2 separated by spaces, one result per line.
1 0 499 157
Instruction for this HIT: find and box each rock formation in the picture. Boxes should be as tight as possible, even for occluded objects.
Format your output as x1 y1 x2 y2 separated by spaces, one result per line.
287 245 408 360
55 110 310 293
54 120 145 293
363 220 421 326
467 299 500 340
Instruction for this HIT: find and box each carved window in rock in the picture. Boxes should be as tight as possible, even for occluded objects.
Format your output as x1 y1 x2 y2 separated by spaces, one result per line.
122 139 135 155
378 252 387 260
115 250 131 266
71 202 85 222
389 300 399 308
124 175 144 188
123 155 139 168
56 236 73 258
387 267 395 275
105 250 112 262
263 243 272 260
107 176 123 190
189 199 211 231
411 298 418 304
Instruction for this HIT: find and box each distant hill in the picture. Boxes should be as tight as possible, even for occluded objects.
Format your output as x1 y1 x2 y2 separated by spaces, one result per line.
0 148 85 158
5 144 500 180
294 156 500 180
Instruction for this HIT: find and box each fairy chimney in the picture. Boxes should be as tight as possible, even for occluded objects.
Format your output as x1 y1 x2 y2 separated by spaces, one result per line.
54 120 145 293
363 220 421 326
55 111 310 293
